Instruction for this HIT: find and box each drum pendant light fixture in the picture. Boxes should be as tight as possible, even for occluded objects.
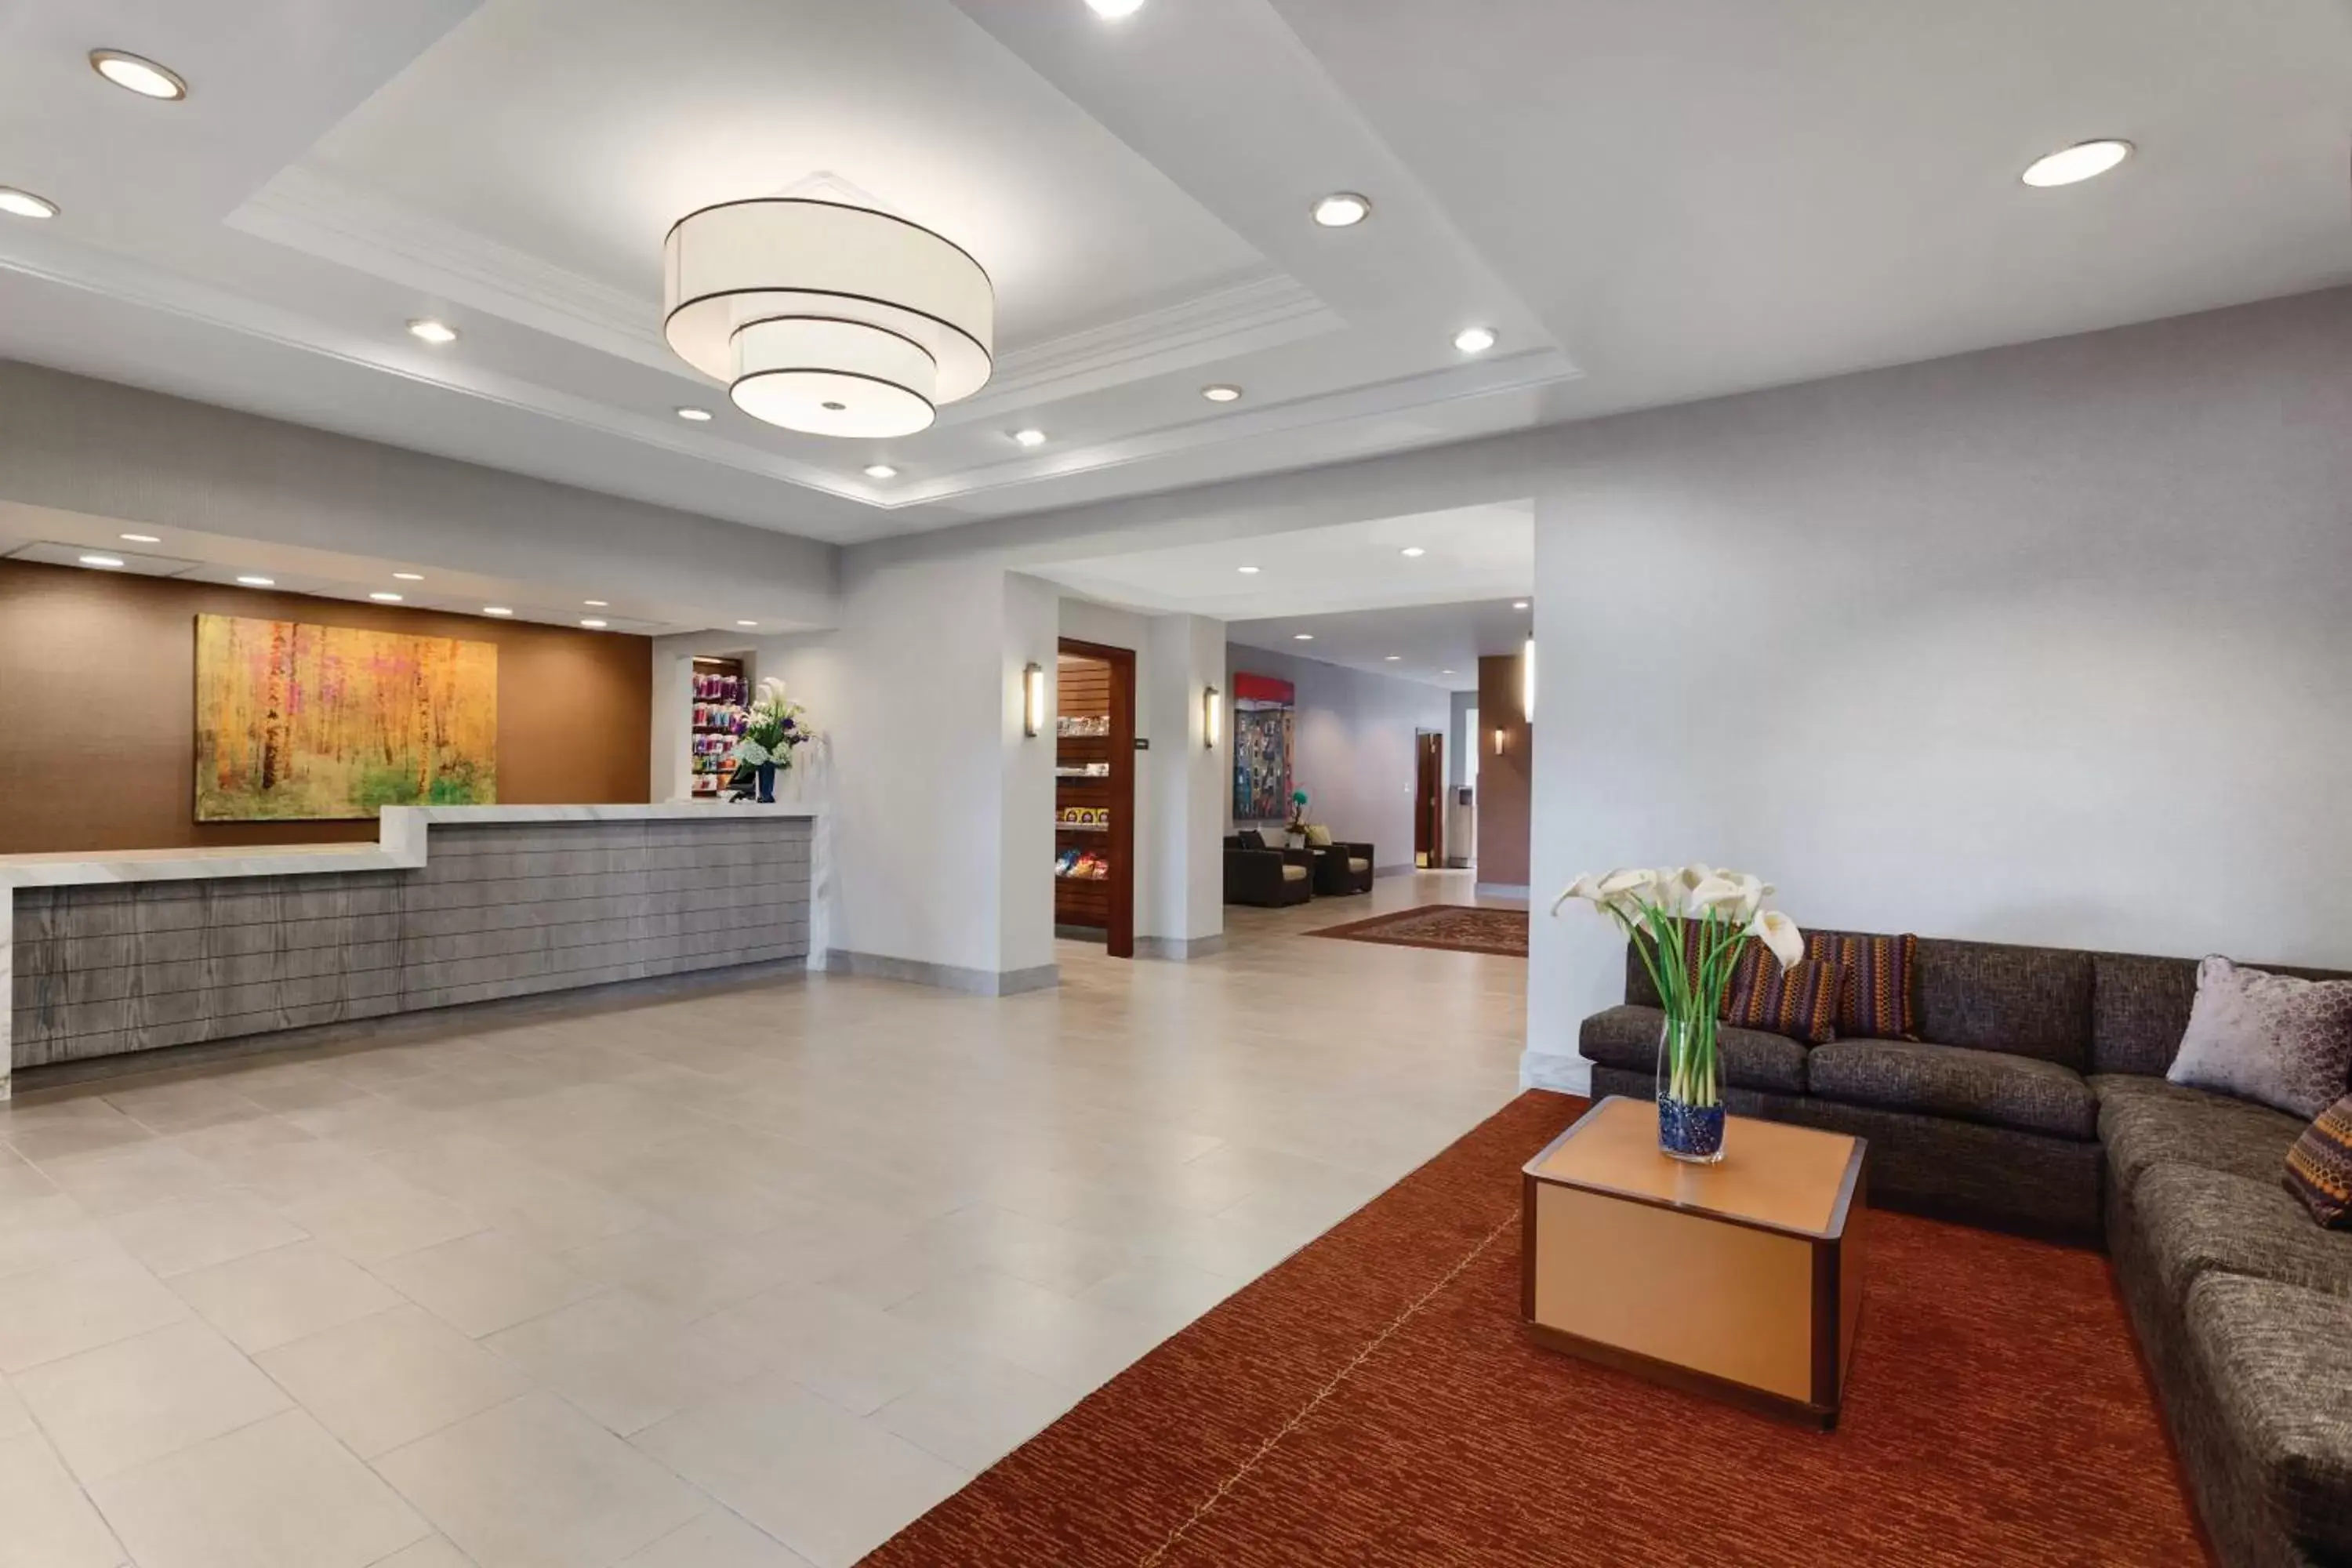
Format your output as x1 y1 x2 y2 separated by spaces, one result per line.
662 198 993 438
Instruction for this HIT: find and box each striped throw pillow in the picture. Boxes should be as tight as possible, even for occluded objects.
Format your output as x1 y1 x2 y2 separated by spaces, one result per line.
2285 1094 2352 1228
1809 931 1919 1040
1637 921 1749 1019
1726 946 1842 1045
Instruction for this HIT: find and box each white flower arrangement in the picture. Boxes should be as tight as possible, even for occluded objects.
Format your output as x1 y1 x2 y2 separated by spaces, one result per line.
732 677 815 771
1552 864 1805 1111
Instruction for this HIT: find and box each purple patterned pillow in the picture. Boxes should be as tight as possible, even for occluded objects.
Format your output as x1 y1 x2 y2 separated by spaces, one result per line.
2167 956 2352 1120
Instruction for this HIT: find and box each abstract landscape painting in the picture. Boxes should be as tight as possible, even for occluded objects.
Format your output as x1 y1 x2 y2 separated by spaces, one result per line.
194 613 497 820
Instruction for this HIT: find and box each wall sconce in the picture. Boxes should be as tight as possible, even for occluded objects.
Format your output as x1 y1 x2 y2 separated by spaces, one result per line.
1022 661 1044 738
1203 685 1221 750
1521 636 1536 722
1494 725 1507 757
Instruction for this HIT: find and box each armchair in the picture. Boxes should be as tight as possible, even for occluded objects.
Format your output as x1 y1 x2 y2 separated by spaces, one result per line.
1311 839 1375 895
1224 832 1314 907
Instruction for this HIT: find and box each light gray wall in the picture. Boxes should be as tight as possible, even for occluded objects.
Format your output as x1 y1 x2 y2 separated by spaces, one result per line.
1448 689 1478 789
0 360 838 630
1525 287 2352 1088
1224 644 1449 871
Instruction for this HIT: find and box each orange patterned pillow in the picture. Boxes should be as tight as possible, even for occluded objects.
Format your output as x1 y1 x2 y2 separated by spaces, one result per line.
1808 931 1919 1040
1726 946 1842 1045
2285 1094 2352 1228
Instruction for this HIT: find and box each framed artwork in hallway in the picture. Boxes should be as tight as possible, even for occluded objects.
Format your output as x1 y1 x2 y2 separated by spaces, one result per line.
1232 671 1294 821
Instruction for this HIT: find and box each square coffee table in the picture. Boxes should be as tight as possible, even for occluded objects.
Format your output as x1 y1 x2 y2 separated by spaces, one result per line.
1521 1094 1868 1427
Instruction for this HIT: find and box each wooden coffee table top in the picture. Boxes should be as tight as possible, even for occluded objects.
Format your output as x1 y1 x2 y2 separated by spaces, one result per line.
1526 1096 1864 1240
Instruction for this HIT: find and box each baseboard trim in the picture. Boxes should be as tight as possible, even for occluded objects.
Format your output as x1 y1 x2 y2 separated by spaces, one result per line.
1134 933 1225 962
1475 881 1532 900
822 949 1062 996
1519 1050 1592 1094
11 959 812 1099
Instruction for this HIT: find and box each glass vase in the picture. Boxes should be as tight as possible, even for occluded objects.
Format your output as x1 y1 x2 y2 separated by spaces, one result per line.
756 761 777 804
1656 1012 1726 1164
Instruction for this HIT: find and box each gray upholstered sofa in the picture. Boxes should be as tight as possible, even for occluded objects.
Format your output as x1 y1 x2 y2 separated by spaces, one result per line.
1581 931 2352 1568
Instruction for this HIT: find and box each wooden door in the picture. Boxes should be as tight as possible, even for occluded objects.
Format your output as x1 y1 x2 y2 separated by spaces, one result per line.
1414 731 1444 868
1055 637 1137 959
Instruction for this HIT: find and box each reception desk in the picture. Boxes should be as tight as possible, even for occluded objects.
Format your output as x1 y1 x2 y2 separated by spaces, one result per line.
1 804 815 1096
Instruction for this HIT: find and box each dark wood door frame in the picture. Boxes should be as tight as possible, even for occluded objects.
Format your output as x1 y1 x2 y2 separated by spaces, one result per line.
1414 729 1444 869
1059 637 1137 959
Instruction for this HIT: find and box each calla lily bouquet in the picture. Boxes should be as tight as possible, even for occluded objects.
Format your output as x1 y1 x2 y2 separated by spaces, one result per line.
1552 866 1805 1127
732 677 815 771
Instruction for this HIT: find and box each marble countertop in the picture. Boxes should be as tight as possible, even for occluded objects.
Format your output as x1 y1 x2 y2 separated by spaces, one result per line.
0 803 818 890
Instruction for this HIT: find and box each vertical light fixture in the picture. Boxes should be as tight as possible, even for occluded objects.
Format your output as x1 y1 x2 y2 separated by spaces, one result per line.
1203 685 1221 750
1022 662 1045 738
1494 726 1507 757
1522 637 1536 721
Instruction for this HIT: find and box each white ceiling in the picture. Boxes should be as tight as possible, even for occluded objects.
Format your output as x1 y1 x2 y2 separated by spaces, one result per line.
2 0 2347 554
0 502 738 637
1229 599 1534 692
1033 503 1531 621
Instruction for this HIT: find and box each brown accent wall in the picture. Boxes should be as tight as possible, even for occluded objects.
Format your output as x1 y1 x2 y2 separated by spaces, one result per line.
1476 652 1532 887
0 560 651 855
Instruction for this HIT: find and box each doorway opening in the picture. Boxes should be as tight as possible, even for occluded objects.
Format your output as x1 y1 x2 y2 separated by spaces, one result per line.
1053 638 1136 958
1413 728 1445 869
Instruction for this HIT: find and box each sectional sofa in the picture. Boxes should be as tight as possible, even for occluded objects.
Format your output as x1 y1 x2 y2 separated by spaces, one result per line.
1580 930 2352 1568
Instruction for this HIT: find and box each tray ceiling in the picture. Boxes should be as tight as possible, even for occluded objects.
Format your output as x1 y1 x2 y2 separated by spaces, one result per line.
0 0 2345 549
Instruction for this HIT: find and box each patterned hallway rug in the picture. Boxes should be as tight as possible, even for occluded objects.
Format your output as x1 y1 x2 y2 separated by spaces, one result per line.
1307 902 1528 957
858 1091 2208 1568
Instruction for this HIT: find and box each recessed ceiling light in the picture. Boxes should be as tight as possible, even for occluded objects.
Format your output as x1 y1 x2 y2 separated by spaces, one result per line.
1512 600 1530 610
0 187 59 220
863 463 898 480
369 592 404 603
78 554 125 569
407 318 459 345
583 600 608 608
1399 546 1426 558
119 533 160 543
735 619 760 627
1236 565 1261 575
1293 633 1314 641
579 618 608 630
2021 139 2133 188
391 572 423 582
1311 192 1371 228
1012 428 1047 448
89 49 186 101
1453 326 1497 354
1384 655 1401 662
483 606 513 616
235 575 274 587
1441 668 1456 676
1086 0 1145 16
675 406 713 422
1201 384 1242 403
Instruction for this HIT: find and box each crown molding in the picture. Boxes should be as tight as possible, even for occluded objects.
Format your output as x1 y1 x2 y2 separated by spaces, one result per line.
230 165 1341 420
229 165 679 376
6 180 1576 529
949 271 1341 422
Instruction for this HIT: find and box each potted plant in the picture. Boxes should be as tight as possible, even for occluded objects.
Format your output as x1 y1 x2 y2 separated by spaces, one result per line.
1285 786 1311 846
1552 866 1803 1163
731 677 816 804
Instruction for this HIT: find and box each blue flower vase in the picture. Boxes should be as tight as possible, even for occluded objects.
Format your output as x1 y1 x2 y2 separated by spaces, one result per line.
1657 1015 1726 1164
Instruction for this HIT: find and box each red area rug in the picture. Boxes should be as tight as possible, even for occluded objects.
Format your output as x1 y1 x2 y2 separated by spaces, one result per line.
1307 903 1528 957
859 1091 2207 1567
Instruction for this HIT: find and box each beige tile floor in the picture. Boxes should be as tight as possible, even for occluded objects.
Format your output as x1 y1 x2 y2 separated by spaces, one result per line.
0 872 1526 1568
